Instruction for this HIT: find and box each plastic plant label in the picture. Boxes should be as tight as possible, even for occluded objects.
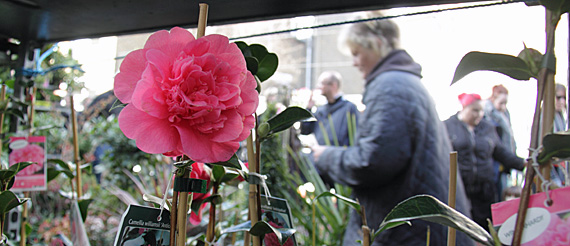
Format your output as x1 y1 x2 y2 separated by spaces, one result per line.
9 136 47 192
260 195 297 246
491 186 570 245
113 204 171 246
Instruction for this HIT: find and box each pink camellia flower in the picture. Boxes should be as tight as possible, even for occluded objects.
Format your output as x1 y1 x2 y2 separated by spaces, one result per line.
114 27 258 163
10 144 45 175
189 162 211 225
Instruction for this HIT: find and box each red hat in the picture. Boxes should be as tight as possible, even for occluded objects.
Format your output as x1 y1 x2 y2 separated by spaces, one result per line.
458 93 481 108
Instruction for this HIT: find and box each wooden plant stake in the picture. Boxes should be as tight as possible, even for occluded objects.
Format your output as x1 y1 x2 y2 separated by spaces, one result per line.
70 94 82 199
247 132 261 246
512 8 558 246
360 203 370 246
20 87 37 246
447 152 457 246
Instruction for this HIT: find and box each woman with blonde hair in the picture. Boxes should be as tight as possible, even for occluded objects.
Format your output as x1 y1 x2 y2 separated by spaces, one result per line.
312 15 473 245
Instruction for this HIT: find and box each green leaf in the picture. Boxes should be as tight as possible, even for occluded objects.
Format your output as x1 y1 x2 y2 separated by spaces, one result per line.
451 51 534 85
234 42 278 82
314 191 361 215
9 162 33 175
0 191 27 215
245 57 259 75
374 195 494 246
210 154 243 170
222 220 252 234
249 220 296 245
0 170 16 183
265 106 314 136
47 159 74 179
47 167 62 183
220 169 240 183
77 199 93 222
203 194 223 205
538 130 570 163
256 53 278 82
211 165 226 183
25 223 32 237
540 0 570 15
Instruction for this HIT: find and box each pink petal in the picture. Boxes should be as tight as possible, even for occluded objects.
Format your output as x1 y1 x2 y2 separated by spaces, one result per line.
237 115 255 140
130 66 169 119
118 104 179 154
114 49 147 103
175 125 238 163
237 72 259 115
144 27 195 59
209 110 243 142
202 34 231 55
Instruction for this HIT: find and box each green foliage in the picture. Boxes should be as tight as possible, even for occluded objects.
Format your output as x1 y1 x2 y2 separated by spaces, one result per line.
538 130 570 163
375 195 494 246
451 51 535 85
250 220 296 245
234 41 278 82
540 0 570 16
262 106 313 138
0 191 28 215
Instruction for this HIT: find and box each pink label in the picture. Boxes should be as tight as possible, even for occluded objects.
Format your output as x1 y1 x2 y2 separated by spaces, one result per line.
491 186 570 245
9 136 47 192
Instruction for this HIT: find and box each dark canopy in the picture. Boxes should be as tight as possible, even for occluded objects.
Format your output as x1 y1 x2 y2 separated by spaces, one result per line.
1 0 485 49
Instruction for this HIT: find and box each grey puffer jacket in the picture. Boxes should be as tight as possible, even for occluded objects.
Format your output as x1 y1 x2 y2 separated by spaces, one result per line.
316 50 474 246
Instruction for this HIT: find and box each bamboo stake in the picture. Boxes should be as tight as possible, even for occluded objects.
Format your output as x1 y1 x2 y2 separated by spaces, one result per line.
360 204 370 246
170 189 178 246
0 85 5 155
512 8 559 246
70 95 82 199
447 152 457 246
247 133 260 246
176 167 191 246
20 87 36 246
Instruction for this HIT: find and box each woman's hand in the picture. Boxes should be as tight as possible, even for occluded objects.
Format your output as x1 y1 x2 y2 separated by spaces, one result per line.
311 145 327 162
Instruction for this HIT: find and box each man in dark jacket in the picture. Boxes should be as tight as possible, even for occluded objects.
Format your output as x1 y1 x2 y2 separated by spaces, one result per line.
301 71 359 147
444 93 525 229
312 16 473 246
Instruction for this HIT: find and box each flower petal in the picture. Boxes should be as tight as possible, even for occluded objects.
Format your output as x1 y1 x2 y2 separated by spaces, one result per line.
114 49 147 103
118 104 179 154
175 125 238 163
144 27 195 59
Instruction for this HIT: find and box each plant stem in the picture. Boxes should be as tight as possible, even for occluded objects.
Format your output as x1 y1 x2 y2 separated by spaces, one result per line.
512 8 559 246
205 184 219 245
312 202 316 246
170 189 178 246
360 203 369 246
0 84 6 158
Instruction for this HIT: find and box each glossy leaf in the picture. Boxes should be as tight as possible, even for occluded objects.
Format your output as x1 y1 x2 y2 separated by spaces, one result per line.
47 159 74 180
210 154 243 170
451 51 533 85
540 0 570 15
0 191 28 215
538 130 570 163
222 220 252 234
211 165 226 183
1 162 33 184
78 199 93 222
234 42 278 82
250 220 296 245
203 194 223 205
256 53 278 82
220 169 240 183
314 191 361 215
374 195 494 246
265 106 314 136
9 162 33 175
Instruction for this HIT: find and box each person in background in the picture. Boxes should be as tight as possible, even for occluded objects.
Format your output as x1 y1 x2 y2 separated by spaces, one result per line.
444 93 525 230
551 83 567 186
301 71 359 147
312 14 473 246
554 83 567 133
483 85 518 201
